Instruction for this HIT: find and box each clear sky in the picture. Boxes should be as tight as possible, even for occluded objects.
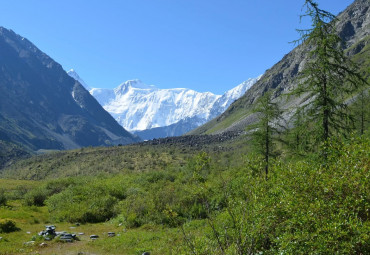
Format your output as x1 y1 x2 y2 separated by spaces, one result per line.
0 0 354 94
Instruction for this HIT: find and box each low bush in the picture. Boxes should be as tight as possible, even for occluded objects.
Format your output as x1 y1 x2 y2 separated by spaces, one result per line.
0 220 20 233
185 136 370 254
23 178 77 206
46 184 118 223
0 189 6 206
24 188 48 206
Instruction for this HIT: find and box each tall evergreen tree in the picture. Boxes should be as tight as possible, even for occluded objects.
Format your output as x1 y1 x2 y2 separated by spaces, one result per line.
293 0 366 151
248 91 283 179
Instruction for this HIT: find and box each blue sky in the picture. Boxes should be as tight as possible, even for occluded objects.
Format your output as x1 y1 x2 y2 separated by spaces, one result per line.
1 0 353 94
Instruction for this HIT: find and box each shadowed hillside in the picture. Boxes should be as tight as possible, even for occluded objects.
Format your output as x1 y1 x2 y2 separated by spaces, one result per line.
0 27 140 157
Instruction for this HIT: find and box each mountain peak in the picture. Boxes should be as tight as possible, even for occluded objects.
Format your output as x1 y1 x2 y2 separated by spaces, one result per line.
115 79 156 95
0 30 140 151
67 69 90 90
67 71 259 138
85 75 259 135
124 79 155 89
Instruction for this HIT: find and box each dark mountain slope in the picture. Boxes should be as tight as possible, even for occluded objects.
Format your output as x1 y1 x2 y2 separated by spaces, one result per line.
0 27 140 153
190 0 370 135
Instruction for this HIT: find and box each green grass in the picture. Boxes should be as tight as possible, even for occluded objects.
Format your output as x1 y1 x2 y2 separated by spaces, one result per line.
207 109 253 134
0 213 187 255
0 197 195 255
0 179 38 191
0 144 196 180
0 111 369 255
0 134 368 254
190 107 253 135
0 178 188 255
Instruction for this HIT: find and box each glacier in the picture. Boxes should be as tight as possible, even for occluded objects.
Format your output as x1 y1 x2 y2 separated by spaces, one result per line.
67 70 260 138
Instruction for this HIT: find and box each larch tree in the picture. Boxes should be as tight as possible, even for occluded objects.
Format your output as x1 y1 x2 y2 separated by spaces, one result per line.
292 0 367 153
248 91 284 179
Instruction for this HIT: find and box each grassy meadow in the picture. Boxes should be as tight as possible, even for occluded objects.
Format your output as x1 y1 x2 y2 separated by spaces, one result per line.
0 131 369 254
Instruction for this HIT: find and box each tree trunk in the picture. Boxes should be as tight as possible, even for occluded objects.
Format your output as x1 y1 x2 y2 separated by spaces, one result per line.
360 91 365 135
322 77 329 142
265 125 269 180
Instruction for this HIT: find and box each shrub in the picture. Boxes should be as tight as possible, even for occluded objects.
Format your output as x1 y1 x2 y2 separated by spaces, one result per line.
118 189 154 228
0 220 20 233
24 188 47 206
187 136 370 254
0 189 6 206
23 178 76 206
46 185 118 223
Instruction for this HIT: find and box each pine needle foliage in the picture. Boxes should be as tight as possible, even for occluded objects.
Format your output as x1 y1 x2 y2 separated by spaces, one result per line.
292 0 367 151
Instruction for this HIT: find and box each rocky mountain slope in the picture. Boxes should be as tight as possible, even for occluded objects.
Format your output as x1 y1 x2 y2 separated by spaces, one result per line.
0 27 140 154
68 70 259 139
190 0 370 135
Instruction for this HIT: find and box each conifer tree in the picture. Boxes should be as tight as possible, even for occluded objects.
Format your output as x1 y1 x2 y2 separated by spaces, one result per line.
248 91 283 179
293 0 366 150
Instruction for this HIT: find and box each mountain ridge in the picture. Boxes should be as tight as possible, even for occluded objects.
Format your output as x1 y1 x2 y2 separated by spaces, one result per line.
68 70 259 139
189 0 370 135
0 27 140 155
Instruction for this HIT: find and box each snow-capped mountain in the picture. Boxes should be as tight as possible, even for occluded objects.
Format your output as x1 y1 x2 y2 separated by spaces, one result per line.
210 78 261 117
67 69 91 90
67 70 259 139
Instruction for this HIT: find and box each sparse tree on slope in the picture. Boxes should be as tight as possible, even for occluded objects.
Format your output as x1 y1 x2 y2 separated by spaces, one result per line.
249 91 283 179
293 0 367 153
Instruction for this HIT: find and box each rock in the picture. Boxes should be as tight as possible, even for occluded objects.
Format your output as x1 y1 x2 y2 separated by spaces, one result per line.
90 235 99 240
108 232 115 237
39 242 48 247
59 233 74 242
24 241 35 246
138 132 242 149
78 232 85 235
39 225 57 240
142 252 150 255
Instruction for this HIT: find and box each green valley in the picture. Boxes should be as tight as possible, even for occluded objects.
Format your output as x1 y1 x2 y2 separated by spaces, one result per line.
0 132 369 254
1 0 369 254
